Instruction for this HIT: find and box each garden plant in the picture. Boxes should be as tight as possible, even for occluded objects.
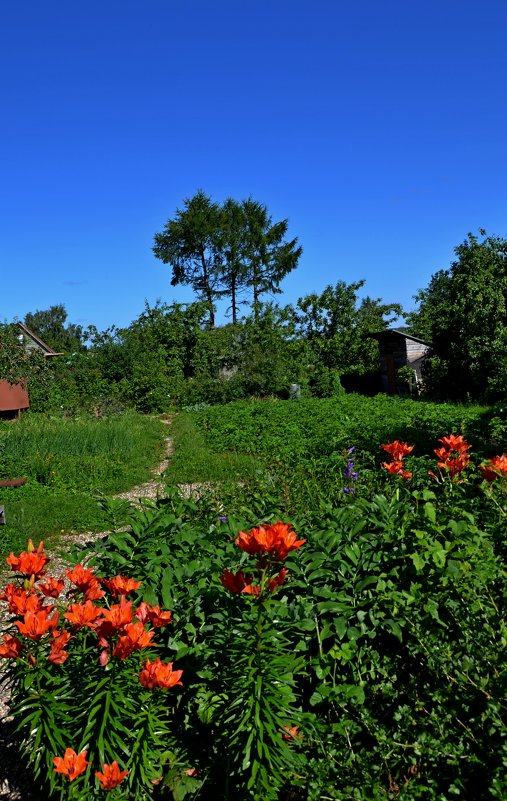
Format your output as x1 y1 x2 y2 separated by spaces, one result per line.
0 398 506 800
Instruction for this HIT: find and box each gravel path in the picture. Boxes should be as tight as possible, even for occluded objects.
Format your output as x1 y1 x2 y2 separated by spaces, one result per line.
0 424 176 799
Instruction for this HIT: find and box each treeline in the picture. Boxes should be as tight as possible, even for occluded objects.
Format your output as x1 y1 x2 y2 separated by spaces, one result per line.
3 191 507 413
3 281 401 414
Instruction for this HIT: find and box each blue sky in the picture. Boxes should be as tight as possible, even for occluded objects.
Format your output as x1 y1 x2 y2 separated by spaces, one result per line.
2 0 506 331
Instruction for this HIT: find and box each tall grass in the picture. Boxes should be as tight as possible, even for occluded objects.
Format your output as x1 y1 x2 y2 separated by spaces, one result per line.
0 413 165 492
0 413 167 560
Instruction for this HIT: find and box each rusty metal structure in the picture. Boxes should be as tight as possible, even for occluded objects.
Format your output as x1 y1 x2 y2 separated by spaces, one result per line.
0 323 60 418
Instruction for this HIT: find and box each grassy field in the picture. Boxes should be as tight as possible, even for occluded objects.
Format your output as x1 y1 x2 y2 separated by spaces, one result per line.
165 394 507 515
0 412 167 558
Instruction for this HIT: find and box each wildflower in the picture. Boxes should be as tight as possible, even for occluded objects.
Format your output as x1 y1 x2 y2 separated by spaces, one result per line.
281 725 301 741
64 601 103 630
139 657 183 689
113 622 156 660
95 761 129 790
38 577 65 598
382 461 412 480
53 749 89 782
135 602 173 628
6 541 49 578
0 634 23 659
0 584 42 616
343 446 359 492
480 454 507 482
48 630 71 665
434 434 472 478
103 575 142 598
381 441 414 461
15 608 59 640
236 521 306 562
66 565 105 601
220 568 256 594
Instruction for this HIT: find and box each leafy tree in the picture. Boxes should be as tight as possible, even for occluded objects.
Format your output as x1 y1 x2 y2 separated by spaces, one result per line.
153 193 302 325
407 230 507 400
295 280 402 392
241 198 302 320
153 191 222 329
24 304 86 353
216 198 250 324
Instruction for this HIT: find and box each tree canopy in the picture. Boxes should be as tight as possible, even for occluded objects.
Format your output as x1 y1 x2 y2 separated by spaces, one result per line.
153 192 302 326
407 230 507 400
24 304 86 354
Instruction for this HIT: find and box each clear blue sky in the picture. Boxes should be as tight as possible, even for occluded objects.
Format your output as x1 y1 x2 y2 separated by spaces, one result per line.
2 0 506 331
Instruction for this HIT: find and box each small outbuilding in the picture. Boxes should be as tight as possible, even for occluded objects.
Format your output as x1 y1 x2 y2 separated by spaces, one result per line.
0 323 60 418
365 329 432 395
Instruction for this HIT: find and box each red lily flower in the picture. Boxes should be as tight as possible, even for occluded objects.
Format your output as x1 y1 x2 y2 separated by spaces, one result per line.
53 749 89 781
381 441 414 460
139 657 183 689
15 608 59 640
6 541 49 578
480 454 507 482
95 761 129 790
236 522 306 562
135 602 173 627
64 601 103 630
0 634 23 659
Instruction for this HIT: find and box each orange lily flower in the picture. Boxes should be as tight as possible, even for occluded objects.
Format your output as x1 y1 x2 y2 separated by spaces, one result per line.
0 584 42 616
0 634 23 659
15 608 59 640
38 577 65 598
381 441 414 460
102 597 133 629
48 630 71 665
135 602 173 628
6 542 49 578
267 567 288 592
382 461 412 480
236 521 306 562
95 761 129 790
139 657 183 689
103 575 142 598
281 725 302 741
112 622 156 660
480 454 507 482
53 749 89 781
64 601 103 629
220 568 256 594
65 565 105 600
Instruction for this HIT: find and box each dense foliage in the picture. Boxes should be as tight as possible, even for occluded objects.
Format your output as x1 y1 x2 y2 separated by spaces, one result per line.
1 396 506 800
407 230 507 401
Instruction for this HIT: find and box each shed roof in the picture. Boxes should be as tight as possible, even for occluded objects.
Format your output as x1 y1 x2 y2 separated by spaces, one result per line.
16 322 62 356
364 328 432 347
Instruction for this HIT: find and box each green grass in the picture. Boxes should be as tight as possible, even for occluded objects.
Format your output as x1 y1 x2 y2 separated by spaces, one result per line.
0 412 167 560
164 411 258 483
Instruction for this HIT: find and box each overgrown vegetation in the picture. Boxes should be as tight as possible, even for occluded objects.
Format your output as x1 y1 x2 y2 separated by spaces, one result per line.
0 413 166 559
1 395 506 800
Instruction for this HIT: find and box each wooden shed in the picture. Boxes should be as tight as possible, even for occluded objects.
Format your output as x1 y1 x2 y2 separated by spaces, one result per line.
365 329 432 395
0 323 60 418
